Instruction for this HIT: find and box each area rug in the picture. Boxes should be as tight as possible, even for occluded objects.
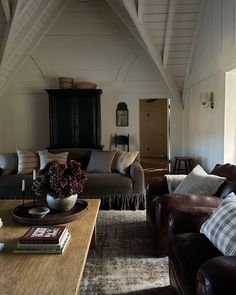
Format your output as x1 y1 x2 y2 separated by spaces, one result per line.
80 210 172 295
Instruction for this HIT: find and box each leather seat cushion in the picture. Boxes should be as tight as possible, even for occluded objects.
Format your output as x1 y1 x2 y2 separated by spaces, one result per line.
171 232 222 295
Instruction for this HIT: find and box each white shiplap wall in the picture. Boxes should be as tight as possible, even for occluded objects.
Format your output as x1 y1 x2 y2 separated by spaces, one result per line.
0 0 183 160
183 0 236 171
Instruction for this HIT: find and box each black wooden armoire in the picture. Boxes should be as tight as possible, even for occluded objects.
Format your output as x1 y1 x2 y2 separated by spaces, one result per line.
46 89 102 149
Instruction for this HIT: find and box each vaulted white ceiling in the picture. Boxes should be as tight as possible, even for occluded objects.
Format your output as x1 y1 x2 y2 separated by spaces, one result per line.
0 0 204 103
107 0 204 103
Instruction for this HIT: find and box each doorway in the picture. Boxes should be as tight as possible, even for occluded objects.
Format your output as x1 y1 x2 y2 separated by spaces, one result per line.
139 98 170 175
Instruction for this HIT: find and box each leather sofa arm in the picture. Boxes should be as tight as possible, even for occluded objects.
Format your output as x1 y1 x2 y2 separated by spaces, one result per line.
169 206 216 237
157 193 223 211
130 160 145 194
197 256 236 295
146 176 169 197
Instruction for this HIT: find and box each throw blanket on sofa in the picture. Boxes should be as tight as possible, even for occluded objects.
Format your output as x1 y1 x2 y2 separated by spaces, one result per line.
165 174 187 193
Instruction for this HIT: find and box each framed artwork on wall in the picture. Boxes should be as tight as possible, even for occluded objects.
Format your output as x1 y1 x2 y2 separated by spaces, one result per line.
116 102 128 126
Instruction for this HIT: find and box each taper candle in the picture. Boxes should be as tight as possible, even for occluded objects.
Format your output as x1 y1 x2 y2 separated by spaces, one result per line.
22 179 25 191
33 169 36 181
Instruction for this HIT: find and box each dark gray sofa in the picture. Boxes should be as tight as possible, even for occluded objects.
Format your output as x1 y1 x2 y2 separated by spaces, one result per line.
0 148 145 210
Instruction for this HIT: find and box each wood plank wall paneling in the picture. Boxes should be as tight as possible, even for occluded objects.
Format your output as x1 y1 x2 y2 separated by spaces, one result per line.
183 0 236 170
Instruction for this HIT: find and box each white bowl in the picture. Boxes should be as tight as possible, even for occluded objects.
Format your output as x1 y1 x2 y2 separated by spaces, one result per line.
28 207 50 219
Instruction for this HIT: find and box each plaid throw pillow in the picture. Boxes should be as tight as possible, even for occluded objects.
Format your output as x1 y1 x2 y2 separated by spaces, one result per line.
200 193 236 256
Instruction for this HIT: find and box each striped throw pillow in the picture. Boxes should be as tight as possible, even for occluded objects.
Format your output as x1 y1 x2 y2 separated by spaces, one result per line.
113 150 139 174
86 151 116 173
38 150 68 169
200 193 236 256
0 153 18 175
17 149 39 174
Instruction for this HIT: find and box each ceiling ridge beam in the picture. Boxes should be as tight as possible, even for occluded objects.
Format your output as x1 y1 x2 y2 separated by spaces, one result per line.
3 0 55 64
1 0 11 23
182 0 206 105
163 0 176 69
0 0 22 66
138 0 144 23
0 0 69 95
121 0 181 104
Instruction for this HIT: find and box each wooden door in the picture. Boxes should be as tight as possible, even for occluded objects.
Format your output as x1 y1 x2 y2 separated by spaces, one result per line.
139 99 168 157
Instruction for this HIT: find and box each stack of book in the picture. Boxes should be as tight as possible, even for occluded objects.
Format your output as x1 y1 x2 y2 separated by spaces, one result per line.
14 225 71 254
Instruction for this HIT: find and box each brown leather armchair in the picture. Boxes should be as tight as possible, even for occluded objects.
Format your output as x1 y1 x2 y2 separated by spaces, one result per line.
169 207 236 295
146 163 236 256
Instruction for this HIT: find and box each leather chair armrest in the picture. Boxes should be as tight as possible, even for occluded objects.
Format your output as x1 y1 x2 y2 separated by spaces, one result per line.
130 160 145 194
197 256 236 295
154 193 222 229
161 193 223 209
146 176 169 197
168 207 216 237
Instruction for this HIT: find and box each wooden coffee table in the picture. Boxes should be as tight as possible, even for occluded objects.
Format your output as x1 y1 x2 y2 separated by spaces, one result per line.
0 199 100 295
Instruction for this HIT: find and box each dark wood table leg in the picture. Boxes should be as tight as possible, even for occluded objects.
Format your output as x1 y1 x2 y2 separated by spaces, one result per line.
90 225 96 250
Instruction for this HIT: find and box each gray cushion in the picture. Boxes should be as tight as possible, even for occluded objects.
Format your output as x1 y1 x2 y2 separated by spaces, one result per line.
82 173 133 195
112 150 139 174
0 153 18 176
174 164 226 195
86 151 116 173
38 150 68 169
49 148 92 170
200 193 236 256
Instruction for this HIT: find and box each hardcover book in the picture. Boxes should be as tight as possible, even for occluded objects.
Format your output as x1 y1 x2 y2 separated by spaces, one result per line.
19 226 67 244
17 230 69 250
14 232 71 254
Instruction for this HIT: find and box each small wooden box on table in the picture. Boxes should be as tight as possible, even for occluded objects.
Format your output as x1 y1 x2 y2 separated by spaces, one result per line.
0 199 100 295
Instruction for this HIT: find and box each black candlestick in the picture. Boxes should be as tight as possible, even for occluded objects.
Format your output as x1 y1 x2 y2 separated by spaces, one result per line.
22 190 25 209
21 179 25 209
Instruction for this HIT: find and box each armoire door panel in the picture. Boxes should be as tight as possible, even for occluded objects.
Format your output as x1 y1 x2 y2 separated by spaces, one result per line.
76 96 98 147
46 89 102 149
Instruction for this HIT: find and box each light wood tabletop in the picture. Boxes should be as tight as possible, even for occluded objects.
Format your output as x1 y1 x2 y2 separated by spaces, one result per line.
0 199 100 295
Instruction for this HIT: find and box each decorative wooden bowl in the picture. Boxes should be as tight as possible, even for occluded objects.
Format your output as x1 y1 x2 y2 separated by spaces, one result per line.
12 200 88 225
73 81 97 89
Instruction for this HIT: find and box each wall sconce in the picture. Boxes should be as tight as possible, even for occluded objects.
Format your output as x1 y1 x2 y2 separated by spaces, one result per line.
200 92 214 109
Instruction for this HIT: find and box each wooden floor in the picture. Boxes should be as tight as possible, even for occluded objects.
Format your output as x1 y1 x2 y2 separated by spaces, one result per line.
140 156 169 183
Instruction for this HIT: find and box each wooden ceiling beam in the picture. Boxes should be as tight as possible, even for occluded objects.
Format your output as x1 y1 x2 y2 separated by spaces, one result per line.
0 0 22 66
1 0 11 22
3 0 55 65
120 0 181 104
163 0 176 69
138 0 144 23
0 0 69 95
